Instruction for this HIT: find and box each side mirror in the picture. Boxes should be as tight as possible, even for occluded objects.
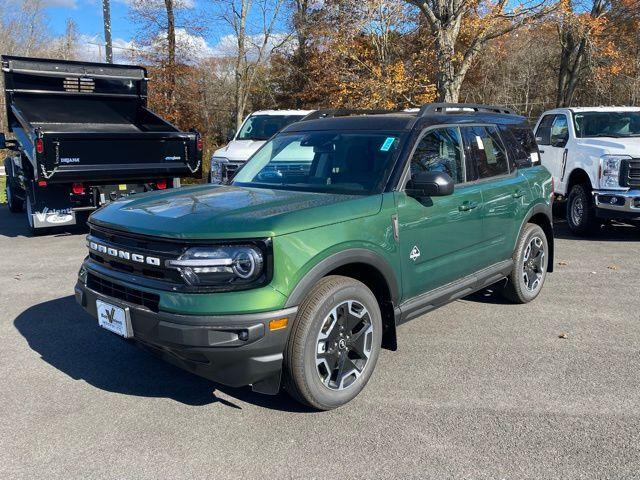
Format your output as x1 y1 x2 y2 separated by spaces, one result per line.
551 136 568 148
0 133 5 150
406 171 454 198
226 129 236 143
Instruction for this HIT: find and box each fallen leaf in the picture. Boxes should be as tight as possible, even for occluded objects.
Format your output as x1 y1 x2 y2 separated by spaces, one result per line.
607 265 618 270
558 261 568 266
558 333 568 339
590 271 597 274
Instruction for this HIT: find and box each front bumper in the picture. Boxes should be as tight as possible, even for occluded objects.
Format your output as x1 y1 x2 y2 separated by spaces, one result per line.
75 280 297 394
593 189 640 220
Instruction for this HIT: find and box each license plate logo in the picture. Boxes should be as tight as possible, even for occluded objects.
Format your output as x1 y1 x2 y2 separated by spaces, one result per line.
96 300 132 338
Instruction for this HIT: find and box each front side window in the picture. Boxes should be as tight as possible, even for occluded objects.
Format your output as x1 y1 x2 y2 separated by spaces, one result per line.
463 126 509 179
237 115 305 141
409 127 465 184
233 131 402 194
573 111 640 138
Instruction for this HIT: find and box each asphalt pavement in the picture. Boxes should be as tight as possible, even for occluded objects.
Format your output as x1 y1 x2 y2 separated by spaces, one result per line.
1 206 639 479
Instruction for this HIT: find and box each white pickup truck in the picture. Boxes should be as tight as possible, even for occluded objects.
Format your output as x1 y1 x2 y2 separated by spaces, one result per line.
534 107 640 234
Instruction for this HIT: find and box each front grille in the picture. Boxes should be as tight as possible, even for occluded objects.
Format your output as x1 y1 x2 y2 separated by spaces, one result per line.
222 162 242 182
627 159 640 189
88 226 184 285
87 273 160 312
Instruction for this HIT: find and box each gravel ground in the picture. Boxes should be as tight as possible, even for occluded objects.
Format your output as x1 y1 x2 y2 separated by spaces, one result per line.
1 206 639 480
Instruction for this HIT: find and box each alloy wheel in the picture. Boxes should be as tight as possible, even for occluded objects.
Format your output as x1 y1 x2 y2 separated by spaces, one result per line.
522 236 545 292
315 300 374 391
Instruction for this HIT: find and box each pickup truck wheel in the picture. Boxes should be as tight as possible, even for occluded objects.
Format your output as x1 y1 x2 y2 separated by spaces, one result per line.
502 223 549 304
566 183 598 235
5 176 24 213
284 275 382 410
4 159 23 213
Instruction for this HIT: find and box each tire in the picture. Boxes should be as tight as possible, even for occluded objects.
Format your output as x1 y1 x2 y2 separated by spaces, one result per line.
566 183 598 235
284 275 382 410
4 159 23 213
501 223 549 304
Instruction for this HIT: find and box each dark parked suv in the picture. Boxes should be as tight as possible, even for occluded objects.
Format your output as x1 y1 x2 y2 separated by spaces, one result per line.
76 103 554 409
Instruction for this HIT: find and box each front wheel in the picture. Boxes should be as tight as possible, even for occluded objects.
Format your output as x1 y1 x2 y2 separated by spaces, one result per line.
566 183 598 235
502 223 549 304
284 276 382 410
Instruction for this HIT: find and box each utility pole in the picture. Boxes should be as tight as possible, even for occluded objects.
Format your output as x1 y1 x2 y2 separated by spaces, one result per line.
102 0 113 63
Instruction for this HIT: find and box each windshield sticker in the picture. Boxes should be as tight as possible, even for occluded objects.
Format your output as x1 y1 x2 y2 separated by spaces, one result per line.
380 137 395 152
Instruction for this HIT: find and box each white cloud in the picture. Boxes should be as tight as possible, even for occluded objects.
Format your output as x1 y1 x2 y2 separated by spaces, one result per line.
76 34 139 64
210 32 293 60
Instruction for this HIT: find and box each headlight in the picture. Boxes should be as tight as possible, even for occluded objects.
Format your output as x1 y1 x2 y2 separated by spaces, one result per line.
599 155 630 190
166 245 265 288
210 157 228 184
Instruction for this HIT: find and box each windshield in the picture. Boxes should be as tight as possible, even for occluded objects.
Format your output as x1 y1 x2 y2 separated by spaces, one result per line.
236 115 306 141
232 131 403 194
573 111 640 138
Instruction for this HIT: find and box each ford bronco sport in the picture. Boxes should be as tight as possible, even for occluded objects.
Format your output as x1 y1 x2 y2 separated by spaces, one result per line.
75 103 554 410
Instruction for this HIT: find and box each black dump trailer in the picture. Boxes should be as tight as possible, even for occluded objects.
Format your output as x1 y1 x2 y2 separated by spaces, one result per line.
1 55 202 231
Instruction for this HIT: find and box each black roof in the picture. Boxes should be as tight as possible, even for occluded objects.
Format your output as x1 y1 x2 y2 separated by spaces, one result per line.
283 109 528 133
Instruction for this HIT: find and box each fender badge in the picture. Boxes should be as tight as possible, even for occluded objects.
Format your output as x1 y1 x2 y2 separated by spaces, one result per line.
409 246 420 261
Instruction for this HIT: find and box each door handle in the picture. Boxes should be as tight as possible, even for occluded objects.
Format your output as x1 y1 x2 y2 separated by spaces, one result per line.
512 190 525 199
458 201 479 212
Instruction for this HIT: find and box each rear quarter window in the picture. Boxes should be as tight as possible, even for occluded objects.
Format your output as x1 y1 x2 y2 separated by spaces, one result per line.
499 125 539 169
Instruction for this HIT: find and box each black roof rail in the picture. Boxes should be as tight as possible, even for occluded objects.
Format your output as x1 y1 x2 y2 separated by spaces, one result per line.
300 108 398 121
418 103 517 116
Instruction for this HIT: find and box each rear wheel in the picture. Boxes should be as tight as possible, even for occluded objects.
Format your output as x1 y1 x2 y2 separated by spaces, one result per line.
284 275 382 410
566 183 598 235
4 159 23 213
502 223 549 304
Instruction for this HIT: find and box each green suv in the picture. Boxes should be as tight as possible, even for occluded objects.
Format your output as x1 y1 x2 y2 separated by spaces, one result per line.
75 103 554 410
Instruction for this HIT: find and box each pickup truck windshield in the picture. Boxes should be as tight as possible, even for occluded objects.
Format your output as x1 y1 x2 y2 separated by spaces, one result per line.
232 131 402 194
237 115 306 141
573 111 640 138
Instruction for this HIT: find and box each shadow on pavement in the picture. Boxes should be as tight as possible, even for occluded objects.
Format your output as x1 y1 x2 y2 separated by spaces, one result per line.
14 295 311 412
553 219 639 242
0 206 89 238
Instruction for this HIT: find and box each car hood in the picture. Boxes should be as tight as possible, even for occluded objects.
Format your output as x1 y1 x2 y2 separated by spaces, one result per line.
213 140 266 163
89 185 383 240
576 137 640 156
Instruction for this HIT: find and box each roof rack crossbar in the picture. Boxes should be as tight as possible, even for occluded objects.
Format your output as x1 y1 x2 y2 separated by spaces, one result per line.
418 103 516 116
301 108 398 121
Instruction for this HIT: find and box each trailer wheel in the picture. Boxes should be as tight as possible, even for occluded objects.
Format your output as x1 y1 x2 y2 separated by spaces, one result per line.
4 159 24 213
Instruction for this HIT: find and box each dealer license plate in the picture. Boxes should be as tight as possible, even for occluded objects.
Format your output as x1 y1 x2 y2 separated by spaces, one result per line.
96 300 133 338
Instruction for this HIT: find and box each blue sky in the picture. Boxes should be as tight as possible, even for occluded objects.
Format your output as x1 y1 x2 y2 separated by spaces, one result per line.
46 0 137 42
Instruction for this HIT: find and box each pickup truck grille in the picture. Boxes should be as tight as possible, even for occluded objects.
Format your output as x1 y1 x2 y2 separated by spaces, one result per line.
627 159 640 189
222 162 243 182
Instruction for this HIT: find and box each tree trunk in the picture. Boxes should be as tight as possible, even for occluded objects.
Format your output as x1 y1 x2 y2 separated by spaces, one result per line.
234 0 249 129
164 0 177 110
102 0 113 63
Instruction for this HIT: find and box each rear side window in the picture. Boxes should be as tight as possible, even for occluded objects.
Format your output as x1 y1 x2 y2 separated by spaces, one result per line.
410 127 465 184
535 115 555 145
499 125 539 168
462 126 509 179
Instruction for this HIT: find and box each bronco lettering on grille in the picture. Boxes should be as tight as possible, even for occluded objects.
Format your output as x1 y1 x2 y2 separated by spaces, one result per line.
89 241 161 266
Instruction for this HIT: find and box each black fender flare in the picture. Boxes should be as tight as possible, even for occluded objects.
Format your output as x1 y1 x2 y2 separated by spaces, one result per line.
284 248 400 308
516 203 555 272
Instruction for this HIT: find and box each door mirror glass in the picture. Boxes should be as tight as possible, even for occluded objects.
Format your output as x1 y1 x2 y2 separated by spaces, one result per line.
406 171 454 198
549 115 569 148
226 129 236 142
